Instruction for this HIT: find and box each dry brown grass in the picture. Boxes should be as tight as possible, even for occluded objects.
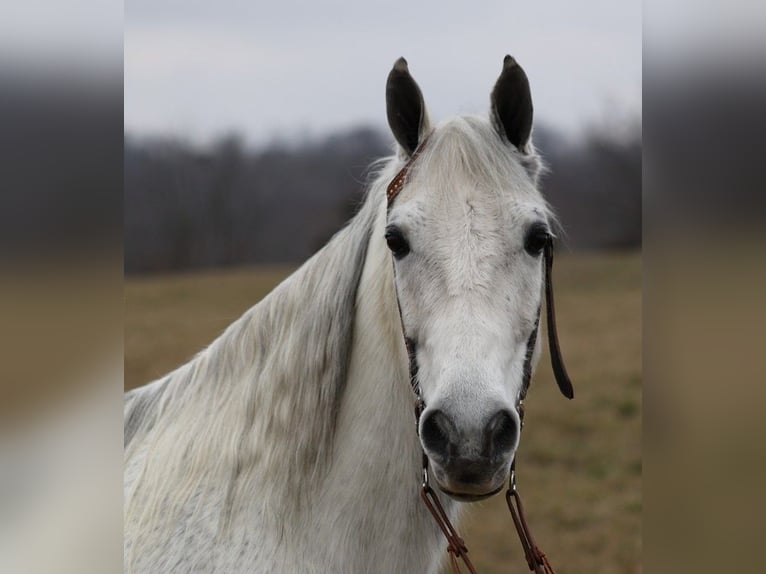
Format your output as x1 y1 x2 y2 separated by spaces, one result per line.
125 252 641 574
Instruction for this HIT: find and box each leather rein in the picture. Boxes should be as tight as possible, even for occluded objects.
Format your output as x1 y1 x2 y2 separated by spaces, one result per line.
386 137 574 574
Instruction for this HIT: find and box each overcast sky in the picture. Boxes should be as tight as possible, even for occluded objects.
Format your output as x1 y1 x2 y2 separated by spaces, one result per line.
125 1 641 145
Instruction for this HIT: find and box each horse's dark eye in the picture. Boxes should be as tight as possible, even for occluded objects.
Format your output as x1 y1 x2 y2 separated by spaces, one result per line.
385 226 410 259
524 223 550 256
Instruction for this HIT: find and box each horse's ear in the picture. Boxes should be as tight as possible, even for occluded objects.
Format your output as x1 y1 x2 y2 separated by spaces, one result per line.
490 55 534 153
386 57 430 156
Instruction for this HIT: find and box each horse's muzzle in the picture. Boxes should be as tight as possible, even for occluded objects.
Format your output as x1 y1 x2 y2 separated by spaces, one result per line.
426 455 511 502
418 406 517 501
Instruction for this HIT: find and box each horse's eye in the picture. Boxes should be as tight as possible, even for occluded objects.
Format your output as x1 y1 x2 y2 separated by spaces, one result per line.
385 226 410 259
524 223 550 256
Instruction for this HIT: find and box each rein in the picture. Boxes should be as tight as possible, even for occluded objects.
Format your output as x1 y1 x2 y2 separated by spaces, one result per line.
386 138 573 574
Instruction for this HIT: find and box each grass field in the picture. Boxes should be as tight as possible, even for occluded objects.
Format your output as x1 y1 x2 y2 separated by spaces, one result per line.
125 252 641 574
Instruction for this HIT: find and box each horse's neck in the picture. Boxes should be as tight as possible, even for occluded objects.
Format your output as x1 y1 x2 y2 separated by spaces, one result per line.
305 202 459 573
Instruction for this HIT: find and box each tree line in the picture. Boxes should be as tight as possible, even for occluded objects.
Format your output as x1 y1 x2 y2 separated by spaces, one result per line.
125 121 641 274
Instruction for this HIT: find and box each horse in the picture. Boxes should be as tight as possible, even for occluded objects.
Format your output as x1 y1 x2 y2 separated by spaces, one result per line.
124 55 574 574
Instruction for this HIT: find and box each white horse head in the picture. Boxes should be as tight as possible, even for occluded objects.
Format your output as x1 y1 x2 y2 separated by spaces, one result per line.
384 56 567 501
124 55 574 574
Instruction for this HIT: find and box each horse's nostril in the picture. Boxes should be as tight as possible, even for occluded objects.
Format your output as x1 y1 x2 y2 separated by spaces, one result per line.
484 409 517 456
421 410 456 459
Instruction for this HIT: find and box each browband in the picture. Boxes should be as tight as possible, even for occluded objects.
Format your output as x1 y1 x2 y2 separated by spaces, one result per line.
386 133 432 205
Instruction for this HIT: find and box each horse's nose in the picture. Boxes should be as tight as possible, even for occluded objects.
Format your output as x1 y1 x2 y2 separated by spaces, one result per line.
420 409 458 461
482 409 517 458
421 408 518 462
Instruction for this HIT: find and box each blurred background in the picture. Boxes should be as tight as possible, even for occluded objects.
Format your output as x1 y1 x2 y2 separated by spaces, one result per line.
123 2 641 574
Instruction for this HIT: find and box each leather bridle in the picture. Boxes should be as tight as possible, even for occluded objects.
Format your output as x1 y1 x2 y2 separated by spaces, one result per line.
386 137 574 574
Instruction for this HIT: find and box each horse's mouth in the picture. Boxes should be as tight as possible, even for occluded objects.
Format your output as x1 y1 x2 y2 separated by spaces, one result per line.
437 482 505 503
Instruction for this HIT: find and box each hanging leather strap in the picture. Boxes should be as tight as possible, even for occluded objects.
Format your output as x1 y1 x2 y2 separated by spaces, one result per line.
544 240 574 400
420 452 557 574
503 405 558 574
418 452 478 574
420 481 478 574
506 486 557 574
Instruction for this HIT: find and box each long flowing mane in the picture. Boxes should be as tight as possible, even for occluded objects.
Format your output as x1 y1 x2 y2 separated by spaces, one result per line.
124 160 392 558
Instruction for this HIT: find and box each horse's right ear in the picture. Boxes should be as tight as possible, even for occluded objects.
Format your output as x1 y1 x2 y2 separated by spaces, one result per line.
386 58 430 156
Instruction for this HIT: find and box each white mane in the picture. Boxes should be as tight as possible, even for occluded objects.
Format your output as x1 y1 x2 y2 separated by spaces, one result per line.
124 116 550 573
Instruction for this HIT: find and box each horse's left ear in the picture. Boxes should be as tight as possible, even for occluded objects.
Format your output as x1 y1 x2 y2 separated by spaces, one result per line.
386 57 431 156
490 55 534 154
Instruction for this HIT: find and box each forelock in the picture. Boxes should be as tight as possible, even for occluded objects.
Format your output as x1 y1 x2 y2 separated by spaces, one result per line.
409 117 549 215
